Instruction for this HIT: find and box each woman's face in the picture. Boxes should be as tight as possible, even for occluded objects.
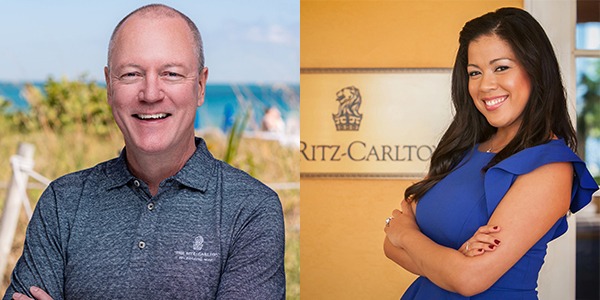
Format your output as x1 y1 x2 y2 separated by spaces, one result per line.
467 34 531 135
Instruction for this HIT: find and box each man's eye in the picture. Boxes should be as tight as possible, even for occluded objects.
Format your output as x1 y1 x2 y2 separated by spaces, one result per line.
162 72 184 81
121 72 138 78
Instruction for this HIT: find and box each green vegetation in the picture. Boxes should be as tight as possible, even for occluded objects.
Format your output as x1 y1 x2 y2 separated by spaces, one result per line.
223 104 251 165
0 78 299 299
0 77 114 136
577 60 600 182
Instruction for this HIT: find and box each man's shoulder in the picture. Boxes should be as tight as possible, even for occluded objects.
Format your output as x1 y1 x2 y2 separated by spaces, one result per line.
217 160 277 198
35 157 120 215
49 157 120 191
215 160 284 234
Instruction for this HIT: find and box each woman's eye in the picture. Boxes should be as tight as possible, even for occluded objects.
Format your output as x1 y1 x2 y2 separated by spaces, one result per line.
468 71 481 77
495 66 509 72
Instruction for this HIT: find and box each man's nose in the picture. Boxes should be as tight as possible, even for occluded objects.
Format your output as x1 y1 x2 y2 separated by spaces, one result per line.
139 74 164 102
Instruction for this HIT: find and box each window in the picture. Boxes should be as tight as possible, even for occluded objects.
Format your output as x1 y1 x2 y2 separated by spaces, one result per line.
575 1 600 299
575 0 600 179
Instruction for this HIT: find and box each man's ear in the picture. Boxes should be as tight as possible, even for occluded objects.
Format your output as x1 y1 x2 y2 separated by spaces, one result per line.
104 66 112 104
197 67 209 107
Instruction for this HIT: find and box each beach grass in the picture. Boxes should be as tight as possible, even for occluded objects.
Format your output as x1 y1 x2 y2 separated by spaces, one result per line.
0 129 300 299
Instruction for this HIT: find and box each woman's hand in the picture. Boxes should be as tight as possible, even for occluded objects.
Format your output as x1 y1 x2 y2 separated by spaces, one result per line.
384 199 419 249
458 225 502 257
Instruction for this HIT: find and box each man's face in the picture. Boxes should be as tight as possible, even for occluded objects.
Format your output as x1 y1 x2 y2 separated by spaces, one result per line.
105 14 207 156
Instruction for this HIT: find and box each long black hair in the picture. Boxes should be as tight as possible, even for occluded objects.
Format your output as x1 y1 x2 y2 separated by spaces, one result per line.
405 7 576 202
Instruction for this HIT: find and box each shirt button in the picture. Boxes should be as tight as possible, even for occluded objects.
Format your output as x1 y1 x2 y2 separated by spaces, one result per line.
133 180 140 187
138 241 146 249
147 202 155 210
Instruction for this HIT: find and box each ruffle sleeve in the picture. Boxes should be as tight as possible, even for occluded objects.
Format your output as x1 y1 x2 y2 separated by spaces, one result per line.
483 139 598 239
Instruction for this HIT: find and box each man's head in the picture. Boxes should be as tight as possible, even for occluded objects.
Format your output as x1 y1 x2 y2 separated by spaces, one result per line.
104 4 208 158
108 4 205 71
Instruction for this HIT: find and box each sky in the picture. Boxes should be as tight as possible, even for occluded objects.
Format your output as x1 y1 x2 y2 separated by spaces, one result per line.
0 1 299 84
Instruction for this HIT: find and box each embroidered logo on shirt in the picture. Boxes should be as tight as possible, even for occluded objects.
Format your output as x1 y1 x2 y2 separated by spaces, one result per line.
193 235 204 251
174 235 219 262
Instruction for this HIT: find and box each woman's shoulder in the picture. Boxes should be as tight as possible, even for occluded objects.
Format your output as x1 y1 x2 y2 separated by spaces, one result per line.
493 139 580 174
483 138 598 215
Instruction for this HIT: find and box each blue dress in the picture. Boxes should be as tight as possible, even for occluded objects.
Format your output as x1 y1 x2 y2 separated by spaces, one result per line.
402 139 599 299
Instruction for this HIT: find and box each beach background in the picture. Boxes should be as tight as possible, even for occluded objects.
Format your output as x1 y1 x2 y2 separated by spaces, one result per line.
0 1 299 298
0 81 300 140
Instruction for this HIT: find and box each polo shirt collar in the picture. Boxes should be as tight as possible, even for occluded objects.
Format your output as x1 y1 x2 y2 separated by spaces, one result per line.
172 137 216 192
104 137 216 193
104 150 134 190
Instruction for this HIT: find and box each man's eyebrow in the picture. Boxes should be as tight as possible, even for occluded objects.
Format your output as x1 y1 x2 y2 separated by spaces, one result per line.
111 63 189 70
112 63 143 70
163 63 188 69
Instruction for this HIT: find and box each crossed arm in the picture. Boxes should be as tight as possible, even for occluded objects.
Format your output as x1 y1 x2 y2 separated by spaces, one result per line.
384 162 573 296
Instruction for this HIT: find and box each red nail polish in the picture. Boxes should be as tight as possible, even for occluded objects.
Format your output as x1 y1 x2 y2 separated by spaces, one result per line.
493 226 498 230
478 249 483 252
494 239 500 245
489 245 495 249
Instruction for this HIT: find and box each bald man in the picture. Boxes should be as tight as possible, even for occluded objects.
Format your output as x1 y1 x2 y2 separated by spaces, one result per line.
4 4 285 300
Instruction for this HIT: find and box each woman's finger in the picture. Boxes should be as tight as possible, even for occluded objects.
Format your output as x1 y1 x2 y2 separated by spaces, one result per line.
474 233 501 248
461 239 499 256
466 248 486 257
476 225 501 234
472 241 499 252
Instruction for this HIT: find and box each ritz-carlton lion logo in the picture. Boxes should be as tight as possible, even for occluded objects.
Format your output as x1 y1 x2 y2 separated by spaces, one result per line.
193 235 204 251
332 86 363 131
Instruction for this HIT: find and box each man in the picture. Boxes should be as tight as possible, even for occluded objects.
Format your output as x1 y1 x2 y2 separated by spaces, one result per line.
3 4 285 299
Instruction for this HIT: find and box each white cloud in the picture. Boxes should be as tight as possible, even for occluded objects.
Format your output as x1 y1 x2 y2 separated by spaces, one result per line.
244 24 296 46
221 21 298 47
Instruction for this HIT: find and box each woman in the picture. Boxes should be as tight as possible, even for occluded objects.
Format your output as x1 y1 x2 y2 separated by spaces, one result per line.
383 7 598 299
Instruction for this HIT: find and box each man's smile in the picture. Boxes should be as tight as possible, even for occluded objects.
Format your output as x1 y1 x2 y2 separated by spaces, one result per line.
132 113 171 120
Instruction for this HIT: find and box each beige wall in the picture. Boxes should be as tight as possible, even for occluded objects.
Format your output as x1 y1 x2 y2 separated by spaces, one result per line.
301 178 415 298
301 0 523 69
300 0 523 299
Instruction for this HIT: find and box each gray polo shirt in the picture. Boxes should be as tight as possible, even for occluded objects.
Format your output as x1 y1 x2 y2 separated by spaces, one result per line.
3 138 285 299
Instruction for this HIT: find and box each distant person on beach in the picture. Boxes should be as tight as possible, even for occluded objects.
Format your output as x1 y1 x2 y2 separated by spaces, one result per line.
261 106 285 134
4 4 285 300
221 103 235 133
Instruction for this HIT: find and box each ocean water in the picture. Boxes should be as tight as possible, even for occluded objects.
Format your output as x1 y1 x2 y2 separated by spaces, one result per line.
0 81 299 133
0 82 27 109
